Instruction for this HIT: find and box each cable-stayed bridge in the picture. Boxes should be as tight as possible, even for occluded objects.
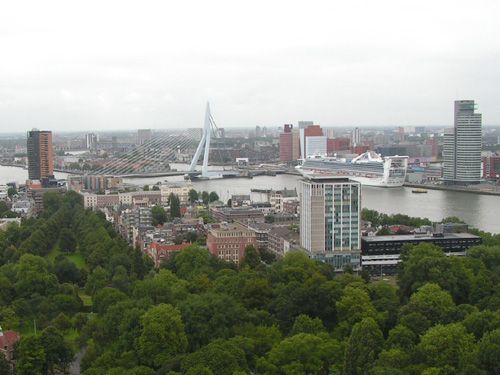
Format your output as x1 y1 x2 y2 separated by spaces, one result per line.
93 103 239 178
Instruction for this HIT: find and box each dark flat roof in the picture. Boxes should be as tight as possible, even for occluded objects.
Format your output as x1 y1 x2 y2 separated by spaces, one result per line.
362 233 481 242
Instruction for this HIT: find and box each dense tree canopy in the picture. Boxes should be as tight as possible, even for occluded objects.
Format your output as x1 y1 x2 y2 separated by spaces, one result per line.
0 195 498 374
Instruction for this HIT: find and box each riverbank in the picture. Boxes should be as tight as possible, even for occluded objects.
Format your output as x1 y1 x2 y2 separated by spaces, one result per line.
404 183 500 196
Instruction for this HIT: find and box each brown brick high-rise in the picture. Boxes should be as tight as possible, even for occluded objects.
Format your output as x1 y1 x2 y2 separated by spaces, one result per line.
27 130 54 180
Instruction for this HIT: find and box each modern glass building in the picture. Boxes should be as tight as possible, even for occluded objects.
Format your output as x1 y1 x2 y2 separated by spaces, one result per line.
300 176 361 271
443 100 482 184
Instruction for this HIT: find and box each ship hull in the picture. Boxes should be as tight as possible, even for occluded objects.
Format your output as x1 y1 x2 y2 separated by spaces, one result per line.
298 169 404 187
297 153 408 188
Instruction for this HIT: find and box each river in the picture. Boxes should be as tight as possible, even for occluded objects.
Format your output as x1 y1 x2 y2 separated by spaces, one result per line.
1 164 498 233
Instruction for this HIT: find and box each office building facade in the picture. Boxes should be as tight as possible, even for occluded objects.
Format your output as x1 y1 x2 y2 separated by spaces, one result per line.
300 176 361 270
443 100 482 184
27 130 54 181
85 133 98 150
361 232 481 275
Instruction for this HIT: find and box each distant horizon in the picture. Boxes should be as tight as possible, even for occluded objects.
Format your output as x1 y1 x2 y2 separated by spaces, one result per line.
1 123 500 137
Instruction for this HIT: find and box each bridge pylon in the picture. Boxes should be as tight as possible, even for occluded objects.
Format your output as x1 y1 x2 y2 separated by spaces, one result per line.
189 102 214 177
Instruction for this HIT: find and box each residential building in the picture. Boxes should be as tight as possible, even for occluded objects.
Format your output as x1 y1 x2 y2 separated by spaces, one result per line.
443 100 482 184
160 181 193 205
85 133 98 150
305 136 327 157
482 155 500 179
0 218 21 231
268 226 299 257
231 194 251 207
300 176 361 271
270 188 298 212
327 138 351 154
0 185 8 200
68 175 123 192
245 222 273 249
27 187 65 215
298 121 314 158
210 206 264 224
147 242 192 267
27 130 54 181
352 127 360 146
361 232 481 275
137 129 152 145
279 124 294 162
0 327 20 361
207 223 257 264
82 191 161 209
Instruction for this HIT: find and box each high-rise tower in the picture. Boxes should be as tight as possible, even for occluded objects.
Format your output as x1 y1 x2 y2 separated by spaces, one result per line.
27 130 54 181
300 175 361 271
443 100 482 184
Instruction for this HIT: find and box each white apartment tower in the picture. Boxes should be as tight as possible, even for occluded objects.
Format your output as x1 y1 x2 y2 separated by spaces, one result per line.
300 176 361 271
352 127 361 146
443 100 482 184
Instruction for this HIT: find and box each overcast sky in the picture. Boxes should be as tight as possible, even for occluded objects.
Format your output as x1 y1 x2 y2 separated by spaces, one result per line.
0 0 499 132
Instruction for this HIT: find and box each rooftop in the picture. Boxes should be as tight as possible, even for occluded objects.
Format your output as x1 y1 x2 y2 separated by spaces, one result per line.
301 175 357 184
362 232 481 242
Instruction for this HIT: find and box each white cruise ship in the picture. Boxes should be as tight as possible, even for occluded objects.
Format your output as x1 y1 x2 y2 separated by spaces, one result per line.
296 151 408 187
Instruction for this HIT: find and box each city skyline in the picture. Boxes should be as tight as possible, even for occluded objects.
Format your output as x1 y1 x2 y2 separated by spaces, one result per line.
1 1 500 132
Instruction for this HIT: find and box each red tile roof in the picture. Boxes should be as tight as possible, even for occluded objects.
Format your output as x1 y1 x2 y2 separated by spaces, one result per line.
0 331 20 349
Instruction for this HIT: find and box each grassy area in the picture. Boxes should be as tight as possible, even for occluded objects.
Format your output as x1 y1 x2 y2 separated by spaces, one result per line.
66 253 87 270
78 291 93 307
64 328 79 341
372 275 398 288
46 247 88 270
47 246 61 262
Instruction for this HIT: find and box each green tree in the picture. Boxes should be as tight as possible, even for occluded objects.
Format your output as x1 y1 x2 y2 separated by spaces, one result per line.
385 324 417 351
336 286 377 329
398 243 472 304
376 227 391 236
152 185 160 191
361 208 381 226
188 189 199 204
179 292 245 350
138 304 188 368
58 228 76 253
42 191 62 216
241 245 260 269
400 283 456 327
343 317 384 375
478 328 500 374
143 185 150 191
181 339 247 375
258 333 342 375
290 314 326 336
208 191 219 203
15 254 58 298
16 336 46 375
463 309 500 340
201 191 209 205
169 193 181 218
85 266 110 296
227 199 232 207
264 214 275 223
417 323 477 373
152 206 167 226
7 187 17 198
40 326 74 374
